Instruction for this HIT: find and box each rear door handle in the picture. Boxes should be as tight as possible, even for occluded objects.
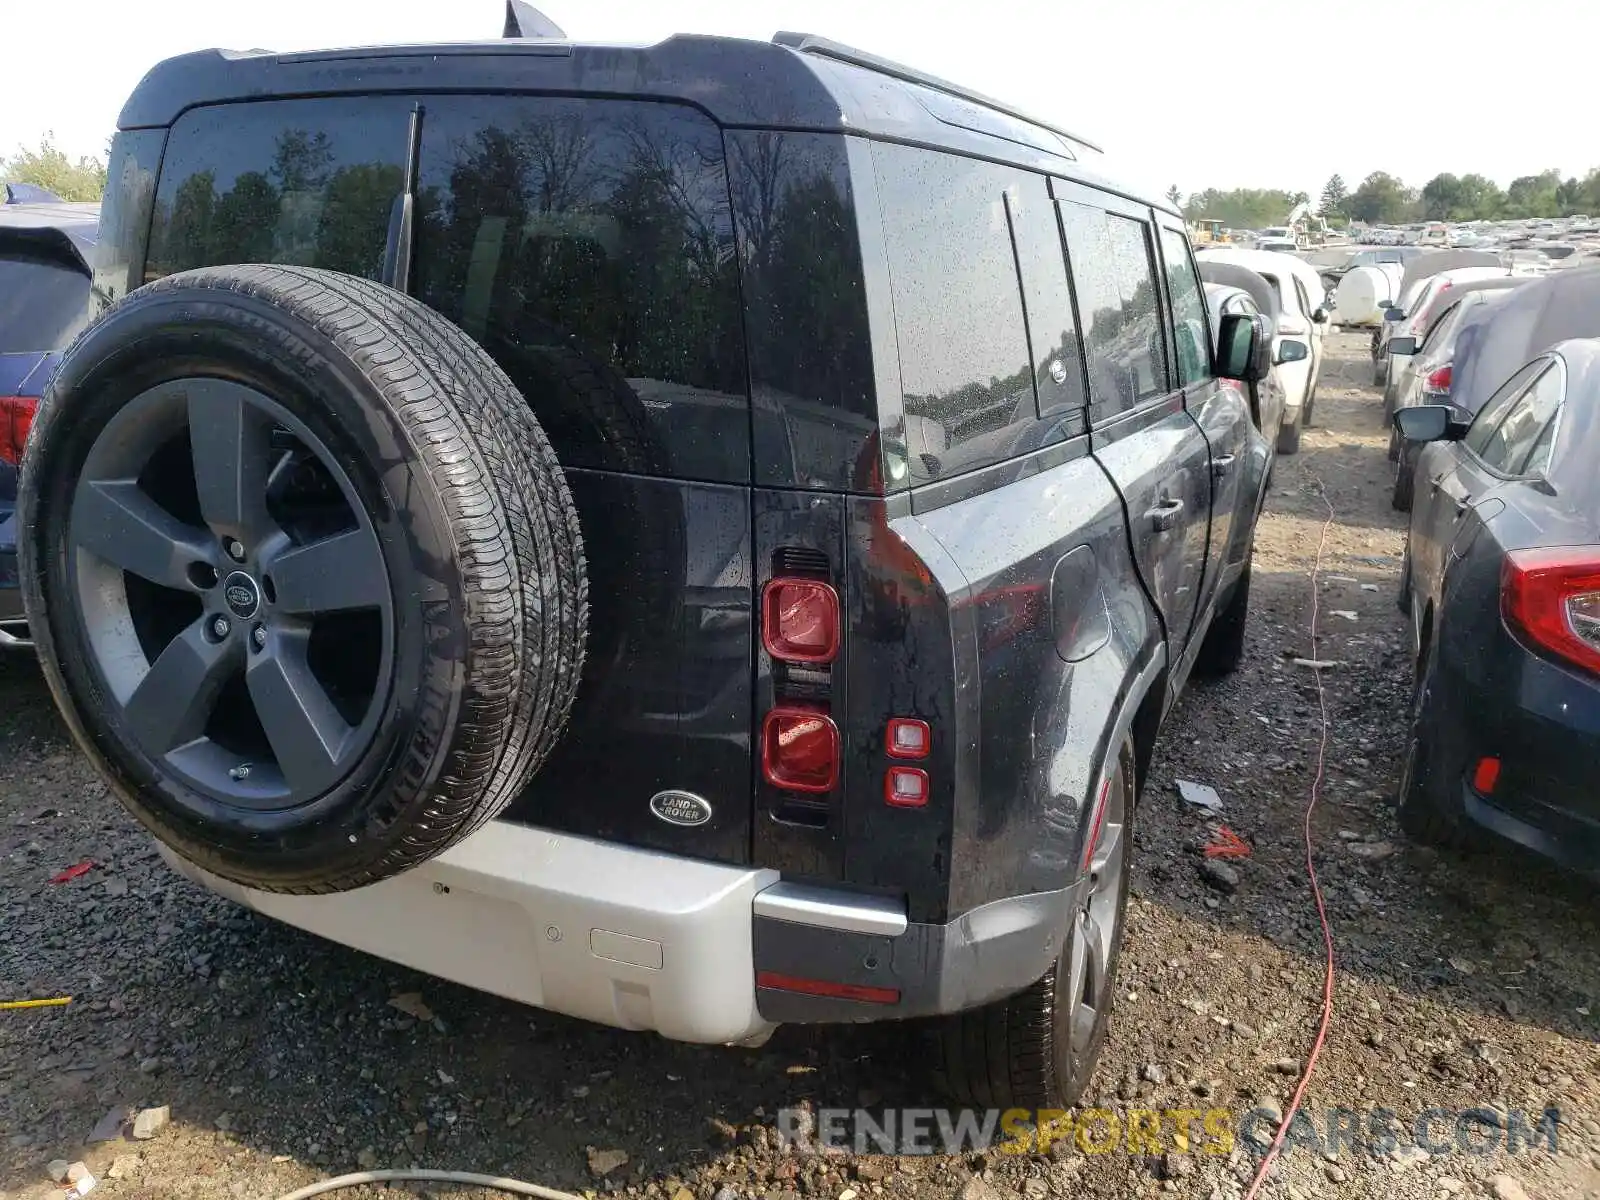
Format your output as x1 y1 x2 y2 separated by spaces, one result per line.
1429 474 1446 493
1146 498 1185 531
1211 454 1236 478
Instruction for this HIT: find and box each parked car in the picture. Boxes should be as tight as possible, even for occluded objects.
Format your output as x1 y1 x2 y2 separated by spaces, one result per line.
1198 246 1329 432
0 199 99 647
1393 336 1600 871
1448 267 1600 425
1373 250 1508 384
1201 263 1304 453
1381 274 1528 420
21 28 1273 1109
1386 287 1517 510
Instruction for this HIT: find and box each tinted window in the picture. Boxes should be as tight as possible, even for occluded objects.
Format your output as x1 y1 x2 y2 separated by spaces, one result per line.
1478 364 1563 474
412 97 747 483
1059 202 1169 422
1465 360 1545 458
872 143 1035 483
1159 227 1210 386
1420 301 1463 353
0 255 90 353
148 99 412 280
1006 178 1086 427
727 131 875 490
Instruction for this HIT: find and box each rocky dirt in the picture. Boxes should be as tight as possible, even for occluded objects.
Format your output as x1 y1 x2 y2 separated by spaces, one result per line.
2 332 1598 1200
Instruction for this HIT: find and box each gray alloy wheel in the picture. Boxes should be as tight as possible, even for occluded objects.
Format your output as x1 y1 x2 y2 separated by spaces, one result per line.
69 377 392 809
1058 748 1129 1067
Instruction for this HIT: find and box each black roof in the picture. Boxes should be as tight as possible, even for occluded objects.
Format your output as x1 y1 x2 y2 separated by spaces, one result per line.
116 34 1170 212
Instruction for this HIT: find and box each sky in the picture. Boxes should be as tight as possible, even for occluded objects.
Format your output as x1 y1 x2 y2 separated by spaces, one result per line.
6 0 1593 201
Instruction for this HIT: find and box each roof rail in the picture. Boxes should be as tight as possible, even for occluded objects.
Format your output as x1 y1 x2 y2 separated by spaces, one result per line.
771 32 1103 154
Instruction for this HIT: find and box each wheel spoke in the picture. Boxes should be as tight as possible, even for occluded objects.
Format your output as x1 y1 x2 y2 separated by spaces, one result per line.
186 380 276 543
125 619 242 753
1090 816 1124 879
247 633 351 794
72 480 214 590
266 529 387 615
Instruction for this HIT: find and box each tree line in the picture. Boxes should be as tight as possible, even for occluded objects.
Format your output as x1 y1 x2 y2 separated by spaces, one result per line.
1176 169 1600 230
1 135 108 203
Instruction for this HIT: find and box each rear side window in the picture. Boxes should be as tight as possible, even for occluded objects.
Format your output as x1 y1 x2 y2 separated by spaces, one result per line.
1058 202 1169 422
1005 178 1087 427
1158 227 1210 386
0 255 90 353
411 96 748 483
871 143 1035 483
1466 359 1545 457
146 98 413 281
1477 364 1563 475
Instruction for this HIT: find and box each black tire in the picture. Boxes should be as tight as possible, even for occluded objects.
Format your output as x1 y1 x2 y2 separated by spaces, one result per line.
1276 409 1302 455
1392 444 1416 512
1372 356 1387 387
1387 424 1401 463
1396 629 1467 847
20 265 588 893
927 738 1137 1109
1397 548 1413 617
1303 391 1316 428
1194 560 1252 677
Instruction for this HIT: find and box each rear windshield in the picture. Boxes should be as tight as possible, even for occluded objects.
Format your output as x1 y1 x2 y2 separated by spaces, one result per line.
145 95 752 484
0 254 91 354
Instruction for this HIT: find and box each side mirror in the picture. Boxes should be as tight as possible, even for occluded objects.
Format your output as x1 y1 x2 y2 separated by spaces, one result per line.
1275 339 1310 365
1216 312 1265 383
1394 405 1469 443
1387 335 1419 356
1377 299 1393 309
1383 307 1405 322
1311 307 1329 324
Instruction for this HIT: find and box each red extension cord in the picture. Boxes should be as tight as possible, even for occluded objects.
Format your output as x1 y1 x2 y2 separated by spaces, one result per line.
1242 467 1339 1200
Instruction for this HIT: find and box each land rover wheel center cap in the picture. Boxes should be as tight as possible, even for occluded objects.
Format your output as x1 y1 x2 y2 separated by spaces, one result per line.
223 571 262 619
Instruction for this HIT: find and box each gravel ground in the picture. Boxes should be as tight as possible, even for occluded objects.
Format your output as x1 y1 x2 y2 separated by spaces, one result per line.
2 331 1598 1200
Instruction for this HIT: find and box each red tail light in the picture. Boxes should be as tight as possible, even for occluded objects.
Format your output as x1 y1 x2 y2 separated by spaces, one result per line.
761 705 840 793
1423 363 1453 395
762 578 840 664
1501 547 1600 677
0 395 37 466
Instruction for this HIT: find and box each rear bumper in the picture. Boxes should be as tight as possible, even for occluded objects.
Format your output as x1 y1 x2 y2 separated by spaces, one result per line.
162 820 1072 1042
1442 639 1600 873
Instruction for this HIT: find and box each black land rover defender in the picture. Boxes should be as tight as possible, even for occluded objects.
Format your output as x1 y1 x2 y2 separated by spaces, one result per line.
20 20 1271 1108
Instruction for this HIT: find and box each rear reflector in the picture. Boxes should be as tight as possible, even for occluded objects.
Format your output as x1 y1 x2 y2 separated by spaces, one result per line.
1423 363 1453 395
1472 756 1501 795
1501 546 1600 678
761 578 840 664
886 717 930 759
756 971 900 1005
1081 776 1113 871
884 766 929 808
761 706 840 793
0 395 37 466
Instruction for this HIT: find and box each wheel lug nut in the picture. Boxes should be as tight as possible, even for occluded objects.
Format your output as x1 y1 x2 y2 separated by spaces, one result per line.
252 626 267 650
211 616 231 640
225 539 247 562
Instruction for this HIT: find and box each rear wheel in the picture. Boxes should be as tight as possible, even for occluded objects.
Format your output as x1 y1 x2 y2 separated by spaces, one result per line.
1396 629 1467 847
20 265 588 894
928 739 1135 1109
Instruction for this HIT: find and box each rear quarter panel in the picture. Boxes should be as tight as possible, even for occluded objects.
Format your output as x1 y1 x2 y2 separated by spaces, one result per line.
885 441 1161 917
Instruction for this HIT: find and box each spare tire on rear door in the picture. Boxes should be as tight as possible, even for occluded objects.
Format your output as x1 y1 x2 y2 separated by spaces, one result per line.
19 265 588 894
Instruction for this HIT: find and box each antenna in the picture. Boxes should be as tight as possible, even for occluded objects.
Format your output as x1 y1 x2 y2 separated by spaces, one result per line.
504 1 566 38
